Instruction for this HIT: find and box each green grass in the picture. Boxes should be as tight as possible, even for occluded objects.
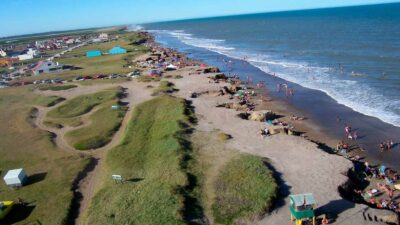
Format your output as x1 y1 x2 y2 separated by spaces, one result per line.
62 32 148 57
0 86 89 225
47 88 122 118
137 75 160 82
43 120 64 129
78 77 130 86
38 84 77 91
212 155 278 225
152 81 178 96
45 117 83 128
33 95 65 107
65 102 127 150
84 96 192 225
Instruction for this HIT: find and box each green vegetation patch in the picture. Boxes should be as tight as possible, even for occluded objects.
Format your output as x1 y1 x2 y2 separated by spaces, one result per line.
38 84 77 91
0 86 89 224
65 102 127 150
137 75 160 82
152 81 178 96
212 155 278 224
34 95 66 107
85 96 193 225
47 88 122 118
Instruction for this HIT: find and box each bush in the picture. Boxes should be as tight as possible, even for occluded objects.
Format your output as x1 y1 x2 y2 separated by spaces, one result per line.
212 155 278 224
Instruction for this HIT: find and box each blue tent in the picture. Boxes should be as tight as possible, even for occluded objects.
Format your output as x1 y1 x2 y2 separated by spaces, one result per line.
86 50 102 57
109 46 127 55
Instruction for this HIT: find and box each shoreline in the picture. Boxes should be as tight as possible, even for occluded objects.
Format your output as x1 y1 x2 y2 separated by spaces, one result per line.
149 33 400 170
144 33 400 222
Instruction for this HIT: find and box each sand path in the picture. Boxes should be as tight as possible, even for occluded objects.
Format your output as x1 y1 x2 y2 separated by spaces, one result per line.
33 80 153 225
172 71 387 225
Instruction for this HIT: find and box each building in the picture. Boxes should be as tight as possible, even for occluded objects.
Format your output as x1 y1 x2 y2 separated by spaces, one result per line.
0 49 7 57
32 61 64 75
13 48 38 61
86 50 102 57
108 46 127 55
99 33 109 41
3 168 27 188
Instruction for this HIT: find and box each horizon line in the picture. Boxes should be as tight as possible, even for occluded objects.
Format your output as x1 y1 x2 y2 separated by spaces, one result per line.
1 1 398 39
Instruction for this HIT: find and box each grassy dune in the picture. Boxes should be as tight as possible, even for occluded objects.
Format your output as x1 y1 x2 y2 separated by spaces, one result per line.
38 84 77 91
0 86 89 224
84 96 193 225
47 88 122 118
33 95 65 107
65 102 127 150
212 155 278 224
152 81 178 96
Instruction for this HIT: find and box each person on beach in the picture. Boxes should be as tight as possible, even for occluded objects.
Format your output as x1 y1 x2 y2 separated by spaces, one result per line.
353 131 358 140
277 83 281 92
379 143 385 151
348 132 353 140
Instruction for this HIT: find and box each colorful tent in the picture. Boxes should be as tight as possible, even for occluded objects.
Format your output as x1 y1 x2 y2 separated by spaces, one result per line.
108 46 127 55
86 50 102 57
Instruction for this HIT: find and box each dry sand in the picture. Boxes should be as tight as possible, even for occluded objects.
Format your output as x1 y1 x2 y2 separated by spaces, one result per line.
170 68 391 225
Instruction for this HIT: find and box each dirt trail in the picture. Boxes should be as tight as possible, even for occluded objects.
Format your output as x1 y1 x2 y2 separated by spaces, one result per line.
33 80 153 225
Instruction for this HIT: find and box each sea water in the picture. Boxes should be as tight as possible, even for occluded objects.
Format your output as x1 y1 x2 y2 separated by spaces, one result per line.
143 3 400 127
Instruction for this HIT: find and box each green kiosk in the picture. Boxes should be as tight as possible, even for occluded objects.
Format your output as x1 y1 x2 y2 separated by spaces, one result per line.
289 193 316 225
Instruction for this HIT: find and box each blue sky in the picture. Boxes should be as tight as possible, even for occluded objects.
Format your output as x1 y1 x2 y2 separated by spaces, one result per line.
1 0 399 37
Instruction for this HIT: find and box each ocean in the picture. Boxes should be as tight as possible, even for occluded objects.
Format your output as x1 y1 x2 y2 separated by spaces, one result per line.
143 3 400 128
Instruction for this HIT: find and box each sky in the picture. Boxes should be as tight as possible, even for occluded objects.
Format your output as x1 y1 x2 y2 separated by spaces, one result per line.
1 0 399 37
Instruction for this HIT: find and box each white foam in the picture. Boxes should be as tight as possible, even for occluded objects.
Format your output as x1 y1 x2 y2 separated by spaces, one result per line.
150 29 400 127
127 24 144 31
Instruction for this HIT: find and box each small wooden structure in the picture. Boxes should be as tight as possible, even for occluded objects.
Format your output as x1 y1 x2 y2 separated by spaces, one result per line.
289 193 316 225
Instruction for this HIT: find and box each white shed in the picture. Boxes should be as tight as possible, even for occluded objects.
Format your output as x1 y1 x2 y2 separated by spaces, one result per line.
3 168 27 188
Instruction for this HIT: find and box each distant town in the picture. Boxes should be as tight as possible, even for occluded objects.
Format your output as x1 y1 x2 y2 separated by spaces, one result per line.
0 28 130 88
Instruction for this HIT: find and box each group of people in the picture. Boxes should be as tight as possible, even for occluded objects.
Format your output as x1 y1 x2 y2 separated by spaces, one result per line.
354 162 400 212
276 83 294 97
336 141 350 158
379 140 394 151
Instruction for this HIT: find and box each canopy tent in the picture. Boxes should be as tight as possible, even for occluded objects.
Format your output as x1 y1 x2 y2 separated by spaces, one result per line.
165 64 177 71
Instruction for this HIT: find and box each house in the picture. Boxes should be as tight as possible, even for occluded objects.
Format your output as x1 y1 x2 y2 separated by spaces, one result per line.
86 50 102 57
99 33 109 41
108 46 127 55
13 48 38 61
32 61 64 75
3 168 27 188
0 49 7 57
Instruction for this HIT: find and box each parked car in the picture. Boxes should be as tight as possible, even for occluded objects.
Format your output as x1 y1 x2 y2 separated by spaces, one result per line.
52 78 64 84
108 74 118 79
74 76 84 81
43 79 52 84
95 74 106 79
33 80 42 85
83 76 92 80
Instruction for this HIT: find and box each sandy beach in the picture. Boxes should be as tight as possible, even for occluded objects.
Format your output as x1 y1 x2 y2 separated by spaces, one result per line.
155 63 398 224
